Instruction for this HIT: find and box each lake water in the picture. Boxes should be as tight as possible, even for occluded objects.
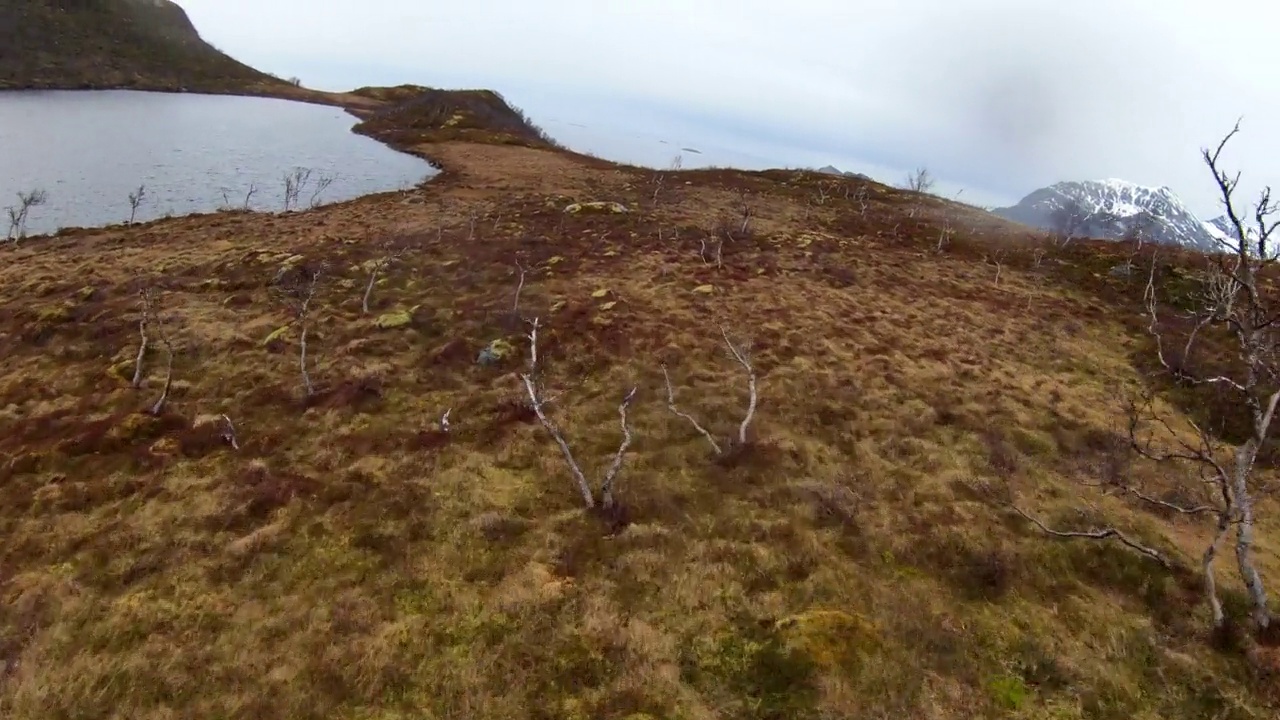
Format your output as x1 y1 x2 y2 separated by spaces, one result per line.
0 90 435 237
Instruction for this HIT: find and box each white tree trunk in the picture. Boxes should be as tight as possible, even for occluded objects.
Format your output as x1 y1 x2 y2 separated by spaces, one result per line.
1203 512 1231 630
1232 442 1270 628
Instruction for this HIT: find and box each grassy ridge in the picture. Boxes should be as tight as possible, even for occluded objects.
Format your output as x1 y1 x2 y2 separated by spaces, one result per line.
1 93 1279 718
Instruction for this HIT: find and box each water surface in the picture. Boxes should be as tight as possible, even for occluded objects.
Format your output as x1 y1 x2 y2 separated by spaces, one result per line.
0 90 434 236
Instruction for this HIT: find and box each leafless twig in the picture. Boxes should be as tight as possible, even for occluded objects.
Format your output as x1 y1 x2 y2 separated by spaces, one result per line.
1010 504 1170 568
662 364 723 455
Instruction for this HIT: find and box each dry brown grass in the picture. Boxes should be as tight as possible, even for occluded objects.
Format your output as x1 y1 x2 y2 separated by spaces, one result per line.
1 111 1279 719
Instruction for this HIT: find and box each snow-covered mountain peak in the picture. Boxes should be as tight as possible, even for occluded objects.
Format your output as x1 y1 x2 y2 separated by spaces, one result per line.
993 178 1221 252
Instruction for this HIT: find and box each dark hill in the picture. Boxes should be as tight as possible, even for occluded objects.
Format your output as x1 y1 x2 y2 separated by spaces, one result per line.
353 87 563 149
0 0 283 92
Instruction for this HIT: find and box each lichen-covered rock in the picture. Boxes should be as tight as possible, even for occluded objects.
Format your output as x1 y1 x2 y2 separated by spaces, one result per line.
591 288 610 298
564 201 629 215
374 310 412 329
693 284 715 294
476 338 516 366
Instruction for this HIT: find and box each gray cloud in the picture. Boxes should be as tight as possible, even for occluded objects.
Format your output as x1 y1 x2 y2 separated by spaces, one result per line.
184 0 1280 216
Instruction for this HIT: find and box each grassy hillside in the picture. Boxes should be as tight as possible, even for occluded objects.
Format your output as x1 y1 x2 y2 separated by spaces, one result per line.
1 89 1279 719
0 0 284 93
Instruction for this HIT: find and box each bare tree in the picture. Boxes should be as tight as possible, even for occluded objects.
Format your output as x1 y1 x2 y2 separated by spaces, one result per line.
282 168 313 212
127 185 147 225
242 183 258 211
1050 199 1089 247
130 286 178 414
698 235 724 269
936 219 953 254
1015 120 1280 633
850 184 869 216
661 327 760 454
273 263 326 397
466 209 479 242
736 190 755 236
1123 215 1153 252
131 288 155 390
147 303 177 416
519 318 638 510
1031 247 1047 269
308 173 337 209
651 170 667 206
815 181 832 206
6 188 48 242
986 249 1006 286
362 240 408 314
904 167 934 194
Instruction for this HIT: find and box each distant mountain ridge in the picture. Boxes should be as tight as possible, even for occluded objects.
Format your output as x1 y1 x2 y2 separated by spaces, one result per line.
816 165 872 181
0 0 281 92
992 178 1234 252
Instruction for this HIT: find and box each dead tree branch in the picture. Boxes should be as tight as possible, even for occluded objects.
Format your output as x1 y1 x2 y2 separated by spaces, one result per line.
662 364 723 455
519 317 639 509
220 414 240 450
1010 504 1170 568
662 327 760 453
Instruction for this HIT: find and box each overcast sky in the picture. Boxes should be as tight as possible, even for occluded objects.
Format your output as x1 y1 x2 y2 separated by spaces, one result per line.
181 0 1279 217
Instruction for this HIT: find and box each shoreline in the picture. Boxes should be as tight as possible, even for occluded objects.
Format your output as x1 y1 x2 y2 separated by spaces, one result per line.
0 82 464 240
